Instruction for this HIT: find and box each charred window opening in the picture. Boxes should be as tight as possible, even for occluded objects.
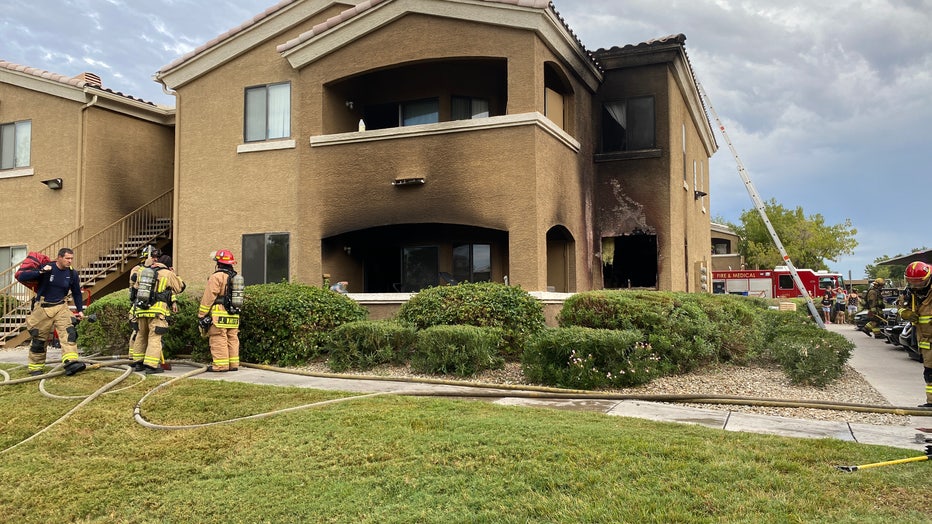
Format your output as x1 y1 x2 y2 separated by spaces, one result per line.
602 233 657 289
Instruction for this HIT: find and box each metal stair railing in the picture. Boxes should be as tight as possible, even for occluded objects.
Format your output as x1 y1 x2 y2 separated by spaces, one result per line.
0 189 172 341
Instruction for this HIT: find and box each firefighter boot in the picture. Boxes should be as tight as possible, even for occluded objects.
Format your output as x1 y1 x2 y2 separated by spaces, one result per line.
64 361 86 376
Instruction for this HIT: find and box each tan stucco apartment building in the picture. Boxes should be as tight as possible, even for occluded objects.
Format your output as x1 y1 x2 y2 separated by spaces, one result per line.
0 63 174 282
154 0 716 293
3 0 716 302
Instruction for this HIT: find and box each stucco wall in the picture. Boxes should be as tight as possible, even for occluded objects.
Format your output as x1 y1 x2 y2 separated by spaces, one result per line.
0 86 82 250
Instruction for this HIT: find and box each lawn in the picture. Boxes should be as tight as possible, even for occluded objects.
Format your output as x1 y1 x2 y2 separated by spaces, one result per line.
0 364 927 523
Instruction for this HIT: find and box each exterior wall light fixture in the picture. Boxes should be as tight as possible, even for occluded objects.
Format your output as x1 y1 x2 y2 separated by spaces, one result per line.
694 190 707 200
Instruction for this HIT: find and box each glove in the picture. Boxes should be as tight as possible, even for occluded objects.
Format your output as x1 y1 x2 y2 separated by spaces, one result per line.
899 309 918 323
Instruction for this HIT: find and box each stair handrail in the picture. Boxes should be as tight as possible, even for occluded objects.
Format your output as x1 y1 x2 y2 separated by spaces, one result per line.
1 189 172 337
67 188 173 283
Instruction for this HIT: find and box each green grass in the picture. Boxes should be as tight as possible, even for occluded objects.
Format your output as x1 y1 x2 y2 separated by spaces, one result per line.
0 364 927 523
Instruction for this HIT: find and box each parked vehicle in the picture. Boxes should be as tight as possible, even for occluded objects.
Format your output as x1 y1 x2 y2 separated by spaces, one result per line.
898 322 923 362
712 266 844 299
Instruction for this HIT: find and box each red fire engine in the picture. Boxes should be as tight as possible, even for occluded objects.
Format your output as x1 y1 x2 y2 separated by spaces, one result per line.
711 266 844 299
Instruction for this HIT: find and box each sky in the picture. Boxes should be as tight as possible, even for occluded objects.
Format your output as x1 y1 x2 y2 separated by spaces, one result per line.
2 0 930 279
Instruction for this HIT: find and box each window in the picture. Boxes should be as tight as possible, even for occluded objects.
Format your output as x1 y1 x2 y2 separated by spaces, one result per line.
451 96 489 121
601 96 654 152
1 120 31 170
0 245 27 287
778 275 794 290
242 233 289 285
453 244 491 283
402 246 438 292
401 98 439 126
244 83 291 142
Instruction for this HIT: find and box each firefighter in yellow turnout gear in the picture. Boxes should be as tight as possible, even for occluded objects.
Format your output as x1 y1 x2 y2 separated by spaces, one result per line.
198 250 242 372
127 246 158 364
130 255 184 374
863 278 886 338
899 261 932 408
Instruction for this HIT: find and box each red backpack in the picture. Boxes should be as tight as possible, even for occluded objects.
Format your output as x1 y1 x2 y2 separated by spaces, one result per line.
14 252 51 293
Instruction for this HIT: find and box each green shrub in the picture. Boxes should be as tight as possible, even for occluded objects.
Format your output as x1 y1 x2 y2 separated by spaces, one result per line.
162 293 210 360
522 326 661 389
239 282 367 365
680 293 769 363
326 320 416 372
558 291 718 372
761 310 854 387
77 289 134 354
411 325 504 377
397 282 545 358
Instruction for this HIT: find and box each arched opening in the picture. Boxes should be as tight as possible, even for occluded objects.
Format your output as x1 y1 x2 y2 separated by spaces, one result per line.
546 225 575 292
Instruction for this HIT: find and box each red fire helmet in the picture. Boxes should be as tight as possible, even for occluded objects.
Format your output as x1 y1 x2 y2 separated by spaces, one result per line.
905 261 931 289
211 249 237 265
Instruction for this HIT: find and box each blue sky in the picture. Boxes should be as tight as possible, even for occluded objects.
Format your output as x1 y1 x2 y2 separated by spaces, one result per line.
3 0 930 278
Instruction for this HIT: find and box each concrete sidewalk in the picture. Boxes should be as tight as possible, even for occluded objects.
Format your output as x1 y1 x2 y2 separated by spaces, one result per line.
3 328 931 451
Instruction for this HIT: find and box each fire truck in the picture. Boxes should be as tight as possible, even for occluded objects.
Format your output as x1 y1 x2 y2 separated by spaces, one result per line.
711 266 844 299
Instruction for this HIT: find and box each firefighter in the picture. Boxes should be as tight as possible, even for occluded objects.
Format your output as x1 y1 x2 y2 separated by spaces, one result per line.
127 246 157 366
198 250 242 372
897 261 932 408
131 253 184 373
21 248 85 376
863 277 886 338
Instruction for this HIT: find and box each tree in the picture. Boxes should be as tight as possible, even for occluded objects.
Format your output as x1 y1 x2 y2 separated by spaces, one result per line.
727 199 857 270
865 247 929 287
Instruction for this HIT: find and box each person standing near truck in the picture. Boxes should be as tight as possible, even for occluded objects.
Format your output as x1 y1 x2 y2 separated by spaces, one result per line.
834 286 848 324
846 290 860 324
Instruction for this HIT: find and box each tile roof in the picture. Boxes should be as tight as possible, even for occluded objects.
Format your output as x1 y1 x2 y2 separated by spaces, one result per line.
0 59 157 106
159 0 559 75
593 33 687 54
277 0 551 52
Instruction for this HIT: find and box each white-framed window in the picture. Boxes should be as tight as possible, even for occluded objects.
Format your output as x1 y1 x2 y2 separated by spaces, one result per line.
1 120 31 170
451 96 490 121
601 97 654 152
244 83 291 142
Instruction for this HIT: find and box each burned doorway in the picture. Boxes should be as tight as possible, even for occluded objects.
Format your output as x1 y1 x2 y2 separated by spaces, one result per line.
602 232 657 288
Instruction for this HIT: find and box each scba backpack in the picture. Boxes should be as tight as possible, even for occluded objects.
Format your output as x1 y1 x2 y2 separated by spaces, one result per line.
14 252 51 293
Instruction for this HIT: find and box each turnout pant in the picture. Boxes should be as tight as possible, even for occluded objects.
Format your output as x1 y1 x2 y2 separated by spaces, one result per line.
132 315 169 369
24 303 78 373
208 325 240 371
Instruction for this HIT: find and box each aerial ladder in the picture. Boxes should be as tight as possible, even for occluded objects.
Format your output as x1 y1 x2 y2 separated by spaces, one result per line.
697 82 825 328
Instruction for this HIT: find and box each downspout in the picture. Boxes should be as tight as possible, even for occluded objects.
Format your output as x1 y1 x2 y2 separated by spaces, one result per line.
78 93 99 243
157 77 180 271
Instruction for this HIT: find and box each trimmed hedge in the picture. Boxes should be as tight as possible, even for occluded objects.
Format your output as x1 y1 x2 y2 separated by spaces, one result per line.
397 282 545 358
239 282 367 365
411 325 505 377
522 326 659 389
326 320 416 372
759 309 854 387
557 291 720 372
